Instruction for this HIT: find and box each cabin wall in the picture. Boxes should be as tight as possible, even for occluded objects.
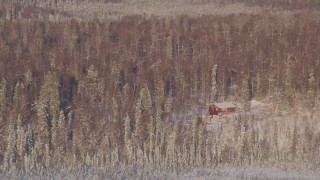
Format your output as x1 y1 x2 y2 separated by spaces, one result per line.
226 108 236 112
209 105 219 115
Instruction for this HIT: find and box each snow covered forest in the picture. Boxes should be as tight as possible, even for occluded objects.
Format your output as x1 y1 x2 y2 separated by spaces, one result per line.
0 0 320 179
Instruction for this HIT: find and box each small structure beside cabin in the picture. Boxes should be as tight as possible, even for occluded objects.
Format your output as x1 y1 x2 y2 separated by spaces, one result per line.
209 102 237 116
201 116 212 125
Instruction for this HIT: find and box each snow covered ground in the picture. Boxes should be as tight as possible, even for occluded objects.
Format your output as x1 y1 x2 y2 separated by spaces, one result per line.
2 166 319 179
179 166 320 179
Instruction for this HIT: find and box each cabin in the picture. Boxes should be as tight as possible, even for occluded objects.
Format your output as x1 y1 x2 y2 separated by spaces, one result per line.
208 102 236 116
199 102 237 125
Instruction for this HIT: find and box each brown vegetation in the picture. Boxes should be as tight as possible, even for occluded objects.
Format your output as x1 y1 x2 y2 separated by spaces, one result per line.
0 0 319 178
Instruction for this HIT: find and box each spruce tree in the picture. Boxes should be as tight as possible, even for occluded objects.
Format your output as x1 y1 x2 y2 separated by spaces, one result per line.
197 125 205 166
165 90 173 113
284 55 294 107
272 120 279 162
124 114 132 164
191 113 199 166
231 115 240 163
166 127 176 168
4 118 16 170
284 126 293 161
57 110 67 159
35 73 60 159
205 139 211 167
307 72 316 108
284 56 293 96
268 74 276 104
112 97 119 122
0 78 6 117
166 31 173 60
241 74 250 112
45 143 51 168
155 75 164 106
247 115 256 164
148 115 156 164
211 64 218 102
155 75 164 156
51 112 58 154
238 122 245 164
134 97 142 148
111 64 120 90
17 115 25 160
141 84 152 113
